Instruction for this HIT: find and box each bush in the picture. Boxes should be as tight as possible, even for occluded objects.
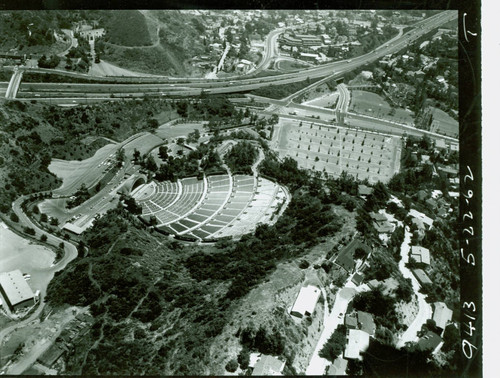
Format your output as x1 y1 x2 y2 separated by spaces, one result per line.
23 226 36 236
299 260 310 269
237 347 250 369
319 324 348 362
225 359 238 372
40 234 48 242
10 213 19 222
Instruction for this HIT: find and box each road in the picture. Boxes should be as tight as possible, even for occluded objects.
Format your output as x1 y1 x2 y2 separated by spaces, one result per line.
0 194 79 350
5 68 22 99
395 226 433 348
305 284 359 375
4 306 86 375
11 11 456 93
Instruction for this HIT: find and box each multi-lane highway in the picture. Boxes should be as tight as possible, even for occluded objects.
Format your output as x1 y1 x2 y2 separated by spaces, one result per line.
9 10 456 100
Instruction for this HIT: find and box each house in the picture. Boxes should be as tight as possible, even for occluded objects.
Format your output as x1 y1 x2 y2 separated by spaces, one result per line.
431 189 443 199
409 209 434 229
367 279 380 290
438 165 458 177
425 198 438 210
252 355 285 375
0 270 36 312
370 212 395 234
358 184 373 196
344 329 370 360
335 239 370 273
410 246 431 266
435 139 446 150
417 331 443 354
432 302 453 335
352 272 364 286
37 343 68 368
327 357 348 375
300 52 320 62
416 189 428 201
380 277 399 297
345 314 358 329
290 285 321 318
357 311 376 335
412 269 432 286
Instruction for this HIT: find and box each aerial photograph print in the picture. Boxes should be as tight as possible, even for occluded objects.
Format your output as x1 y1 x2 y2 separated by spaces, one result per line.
0 6 480 377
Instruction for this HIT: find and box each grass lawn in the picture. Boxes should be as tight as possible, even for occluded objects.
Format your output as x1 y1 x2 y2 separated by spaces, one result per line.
349 90 415 125
276 60 311 71
429 107 458 138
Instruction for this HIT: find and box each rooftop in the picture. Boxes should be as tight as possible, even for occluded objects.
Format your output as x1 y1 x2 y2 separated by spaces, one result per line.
344 329 370 360
327 357 348 375
432 302 453 331
252 355 285 375
357 311 376 335
417 331 443 352
410 246 431 265
0 270 35 307
412 269 432 285
290 285 321 318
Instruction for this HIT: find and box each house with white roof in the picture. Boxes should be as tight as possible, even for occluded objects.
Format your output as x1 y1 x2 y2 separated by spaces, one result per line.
290 285 321 318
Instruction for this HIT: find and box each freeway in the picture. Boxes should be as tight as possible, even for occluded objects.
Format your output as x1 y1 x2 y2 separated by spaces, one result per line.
5 68 22 99
13 11 456 93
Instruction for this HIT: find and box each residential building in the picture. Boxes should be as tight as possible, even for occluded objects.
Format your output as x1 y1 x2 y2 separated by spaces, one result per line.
358 184 373 196
409 209 434 229
351 272 364 286
327 357 348 375
290 285 321 318
432 302 453 335
345 314 358 329
412 269 432 286
252 355 285 375
0 270 36 312
410 246 431 266
417 331 443 354
357 311 376 336
344 329 370 360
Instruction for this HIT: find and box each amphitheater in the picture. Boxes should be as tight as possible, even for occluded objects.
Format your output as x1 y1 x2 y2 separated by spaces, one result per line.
277 121 402 183
132 174 288 241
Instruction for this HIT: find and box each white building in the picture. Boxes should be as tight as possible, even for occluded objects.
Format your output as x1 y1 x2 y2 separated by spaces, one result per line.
432 302 453 334
409 209 434 229
344 329 370 360
0 270 36 312
290 285 321 318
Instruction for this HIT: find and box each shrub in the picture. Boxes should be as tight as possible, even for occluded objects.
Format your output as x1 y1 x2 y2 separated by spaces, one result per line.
10 213 19 222
225 359 238 372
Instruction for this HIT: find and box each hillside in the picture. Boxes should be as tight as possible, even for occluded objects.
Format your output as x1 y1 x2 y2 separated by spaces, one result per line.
0 98 177 214
0 11 75 55
96 10 206 76
100 10 152 47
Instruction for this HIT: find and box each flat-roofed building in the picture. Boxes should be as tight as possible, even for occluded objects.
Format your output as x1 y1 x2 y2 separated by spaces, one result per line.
412 268 433 286
290 285 321 318
410 246 431 265
0 270 35 311
344 329 370 360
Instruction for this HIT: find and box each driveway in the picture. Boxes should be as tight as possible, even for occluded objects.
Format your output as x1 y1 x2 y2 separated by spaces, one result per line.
396 227 432 348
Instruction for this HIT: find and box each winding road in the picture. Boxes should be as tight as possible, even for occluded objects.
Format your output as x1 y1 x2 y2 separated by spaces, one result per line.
0 194 79 349
395 226 432 348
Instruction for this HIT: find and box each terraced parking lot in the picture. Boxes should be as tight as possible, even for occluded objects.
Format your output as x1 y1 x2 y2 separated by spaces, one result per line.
133 174 288 241
275 120 402 183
